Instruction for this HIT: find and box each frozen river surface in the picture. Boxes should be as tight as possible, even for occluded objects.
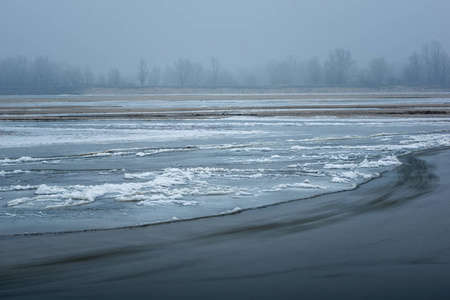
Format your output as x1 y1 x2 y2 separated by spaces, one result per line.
1 97 450 235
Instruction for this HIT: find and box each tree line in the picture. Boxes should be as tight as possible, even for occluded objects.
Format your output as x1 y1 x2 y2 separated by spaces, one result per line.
1 40 449 90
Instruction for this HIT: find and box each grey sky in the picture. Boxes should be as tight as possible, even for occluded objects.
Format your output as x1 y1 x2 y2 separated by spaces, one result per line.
1 0 449 74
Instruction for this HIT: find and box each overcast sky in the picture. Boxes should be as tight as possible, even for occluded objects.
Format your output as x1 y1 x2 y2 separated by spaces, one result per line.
1 0 449 74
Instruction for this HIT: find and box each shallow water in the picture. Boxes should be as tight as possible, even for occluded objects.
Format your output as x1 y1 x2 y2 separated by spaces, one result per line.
1 149 449 300
1 96 450 235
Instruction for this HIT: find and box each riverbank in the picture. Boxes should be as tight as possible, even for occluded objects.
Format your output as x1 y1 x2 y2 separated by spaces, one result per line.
1 148 449 299
1 91 449 120
1 85 450 96
82 85 450 95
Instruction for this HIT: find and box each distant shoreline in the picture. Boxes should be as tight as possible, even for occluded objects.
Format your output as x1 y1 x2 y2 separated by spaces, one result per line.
82 85 450 96
1 85 450 96
1 91 449 120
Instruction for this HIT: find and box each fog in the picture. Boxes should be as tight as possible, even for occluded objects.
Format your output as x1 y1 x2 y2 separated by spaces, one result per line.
1 0 449 73
0 0 449 90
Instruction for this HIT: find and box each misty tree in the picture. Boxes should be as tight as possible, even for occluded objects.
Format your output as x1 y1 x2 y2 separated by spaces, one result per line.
191 62 205 86
148 66 161 86
403 52 424 85
266 56 303 85
174 58 193 86
305 57 323 85
137 58 149 86
324 48 356 85
209 57 220 87
162 66 175 86
236 66 264 87
0 55 29 86
442 54 450 85
3 41 450 90
0 55 100 88
422 40 450 84
66 66 83 87
108 68 121 87
266 60 284 85
31 55 55 86
218 68 237 86
84 65 94 86
244 74 257 86
97 73 107 86
367 57 391 86
15 55 29 86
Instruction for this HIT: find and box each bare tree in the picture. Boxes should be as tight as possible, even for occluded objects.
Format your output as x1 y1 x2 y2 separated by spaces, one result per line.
368 57 390 86
403 52 424 85
324 48 356 85
305 57 322 85
174 58 193 86
137 58 148 86
191 62 205 86
31 55 55 86
209 57 220 87
442 53 450 85
0 55 29 86
67 66 83 87
422 40 450 84
266 56 304 85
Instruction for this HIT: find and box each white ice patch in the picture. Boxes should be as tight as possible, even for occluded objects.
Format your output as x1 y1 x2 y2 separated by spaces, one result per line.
230 147 273 152
330 177 350 183
0 185 37 192
290 133 450 153
222 207 242 214
133 148 184 157
137 199 200 207
237 155 295 163
400 133 450 149
0 156 40 165
6 197 31 207
359 155 401 168
35 184 69 195
159 167 266 180
0 124 269 148
82 152 112 157
323 156 401 170
340 171 367 179
266 180 328 192
329 171 377 183
323 163 358 169
0 169 31 176
124 172 155 180
6 167 253 209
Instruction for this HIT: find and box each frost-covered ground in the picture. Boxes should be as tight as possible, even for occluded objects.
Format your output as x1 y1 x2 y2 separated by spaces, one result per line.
1 96 450 235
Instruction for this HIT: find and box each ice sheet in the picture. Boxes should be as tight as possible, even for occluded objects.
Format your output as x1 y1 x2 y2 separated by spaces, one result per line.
1 113 449 234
